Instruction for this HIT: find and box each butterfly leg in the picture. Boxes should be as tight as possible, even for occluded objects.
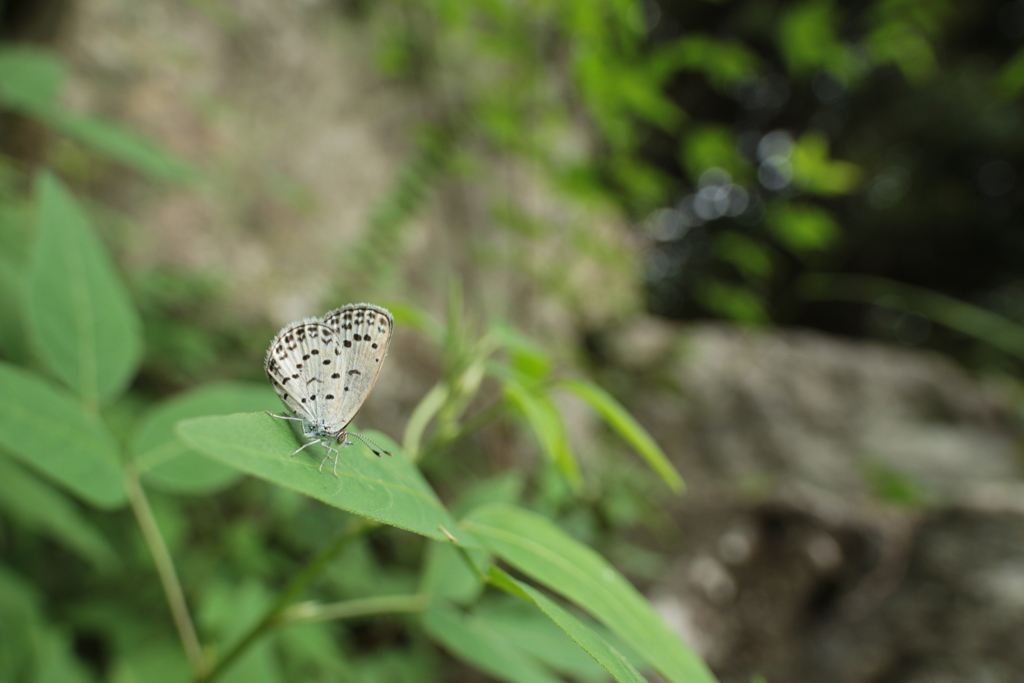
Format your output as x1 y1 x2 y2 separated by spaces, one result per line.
290 439 322 458
265 410 304 422
317 443 340 477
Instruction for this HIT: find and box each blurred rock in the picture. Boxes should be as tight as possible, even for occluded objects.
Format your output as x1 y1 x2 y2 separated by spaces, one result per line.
618 323 1024 512
609 322 1024 682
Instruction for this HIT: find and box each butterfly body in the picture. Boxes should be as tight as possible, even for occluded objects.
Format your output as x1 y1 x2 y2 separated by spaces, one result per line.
264 303 394 474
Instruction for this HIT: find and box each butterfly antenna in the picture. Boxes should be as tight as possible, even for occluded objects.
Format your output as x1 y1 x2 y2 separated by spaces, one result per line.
347 431 392 457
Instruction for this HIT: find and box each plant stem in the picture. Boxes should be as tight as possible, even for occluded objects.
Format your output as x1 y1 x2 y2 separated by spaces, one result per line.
278 593 431 624
124 467 203 674
196 519 371 683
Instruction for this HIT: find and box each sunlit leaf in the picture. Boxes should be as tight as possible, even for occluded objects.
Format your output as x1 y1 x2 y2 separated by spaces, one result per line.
681 124 748 181
177 413 476 546
28 172 142 406
463 504 718 683
764 201 841 253
790 132 862 195
0 361 125 508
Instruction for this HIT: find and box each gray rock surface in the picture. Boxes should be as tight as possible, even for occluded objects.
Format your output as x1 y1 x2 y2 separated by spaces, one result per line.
608 322 1024 683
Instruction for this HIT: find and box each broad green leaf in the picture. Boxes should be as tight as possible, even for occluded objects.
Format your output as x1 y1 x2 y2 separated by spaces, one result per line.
0 362 125 508
0 458 117 569
28 172 142 406
556 379 684 492
420 601 562 683
489 569 648 683
177 413 476 546
463 504 718 683
133 383 280 495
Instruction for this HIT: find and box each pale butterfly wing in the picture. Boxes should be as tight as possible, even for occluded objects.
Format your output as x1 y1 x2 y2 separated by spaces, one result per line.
320 303 394 431
264 318 339 423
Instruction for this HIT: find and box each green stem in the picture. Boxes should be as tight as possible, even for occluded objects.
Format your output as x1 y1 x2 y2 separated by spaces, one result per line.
124 467 203 674
196 519 371 683
278 593 431 624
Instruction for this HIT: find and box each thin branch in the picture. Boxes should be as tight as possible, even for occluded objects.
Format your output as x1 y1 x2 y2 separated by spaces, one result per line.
124 467 204 673
197 518 372 683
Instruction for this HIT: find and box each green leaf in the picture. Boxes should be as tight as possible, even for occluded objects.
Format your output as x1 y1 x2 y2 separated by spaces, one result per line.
28 172 142 406
502 376 581 490
0 46 64 112
0 252 30 363
177 413 477 546
421 601 563 683
556 379 684 492
0 566 45 682
998 47 1024 98
488 569 648 683
53 115 194 184
34 628 94 683
697 279 769 324
790 132 862 195
199 580 284 683
764 202 841 253
681 124 748 181
0 458 117 569
133 383 280 495
714 232 773 282
421 541 485 605
473 595 617 683
463 504 717 683
0 361 125 508
778 0 843 77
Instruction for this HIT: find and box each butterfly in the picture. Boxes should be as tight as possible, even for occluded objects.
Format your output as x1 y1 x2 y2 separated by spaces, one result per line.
264 303 394 475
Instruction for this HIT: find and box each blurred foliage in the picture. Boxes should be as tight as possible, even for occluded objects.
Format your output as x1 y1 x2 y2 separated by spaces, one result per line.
1 0 1022 680
0 159 699 682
